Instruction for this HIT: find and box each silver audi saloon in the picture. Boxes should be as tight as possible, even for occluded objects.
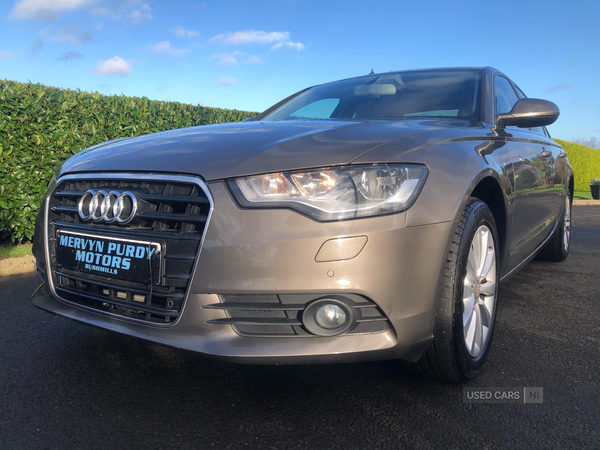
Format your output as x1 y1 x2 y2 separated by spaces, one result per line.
31 67 572 381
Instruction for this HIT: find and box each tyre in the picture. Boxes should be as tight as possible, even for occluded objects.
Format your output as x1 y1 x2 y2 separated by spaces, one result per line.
536 193 571 262
408 198 500 382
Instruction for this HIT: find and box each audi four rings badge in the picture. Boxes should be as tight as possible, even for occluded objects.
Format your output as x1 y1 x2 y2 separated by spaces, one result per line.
78 190 138 224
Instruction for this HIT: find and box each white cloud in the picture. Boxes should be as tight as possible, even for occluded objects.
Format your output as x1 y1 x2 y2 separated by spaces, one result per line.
244 55 264 64
43 23 91 45
129 3 152 25
210 52 264 66
210 51 242 66
173 25 200 38
93 56 131 75
90 7 120 20
151 40 189 57
271 41 305 51
10 0 96 21
217 77 238 87
156 84 169 91
0 50 15 60
212 30 286 45
211 30 304 51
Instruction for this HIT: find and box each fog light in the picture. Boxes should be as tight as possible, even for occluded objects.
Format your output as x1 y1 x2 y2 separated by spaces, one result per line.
301 298 354 337
315 304 347 329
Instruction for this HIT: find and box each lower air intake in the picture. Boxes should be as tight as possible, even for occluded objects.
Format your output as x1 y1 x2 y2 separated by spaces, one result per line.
204 294 389 337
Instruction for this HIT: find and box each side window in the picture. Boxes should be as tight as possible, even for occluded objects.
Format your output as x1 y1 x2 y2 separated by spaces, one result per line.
494 75 519 116
289 98 340 120
514 85 526 99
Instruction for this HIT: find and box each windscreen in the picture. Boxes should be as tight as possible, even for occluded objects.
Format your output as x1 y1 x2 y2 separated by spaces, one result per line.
262 69 481 121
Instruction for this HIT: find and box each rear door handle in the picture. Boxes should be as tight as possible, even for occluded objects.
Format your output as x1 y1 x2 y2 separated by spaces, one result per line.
557 152 567 158
540 150 552 158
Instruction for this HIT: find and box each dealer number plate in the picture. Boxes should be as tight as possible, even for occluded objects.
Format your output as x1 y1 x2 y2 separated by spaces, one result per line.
55 230 162 285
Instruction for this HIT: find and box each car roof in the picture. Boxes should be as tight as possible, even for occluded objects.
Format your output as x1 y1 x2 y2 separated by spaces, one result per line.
313 66 500 88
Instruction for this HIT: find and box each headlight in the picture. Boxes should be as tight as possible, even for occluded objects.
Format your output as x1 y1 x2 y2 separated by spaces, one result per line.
228 164 428 221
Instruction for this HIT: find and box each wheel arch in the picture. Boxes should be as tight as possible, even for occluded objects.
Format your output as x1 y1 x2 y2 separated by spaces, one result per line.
464 171 509 262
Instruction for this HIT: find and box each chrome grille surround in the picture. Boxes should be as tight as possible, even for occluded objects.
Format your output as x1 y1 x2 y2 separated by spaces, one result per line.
44 173 214 327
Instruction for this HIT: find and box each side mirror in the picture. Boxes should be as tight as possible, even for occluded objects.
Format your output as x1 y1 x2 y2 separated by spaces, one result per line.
497 98 560 128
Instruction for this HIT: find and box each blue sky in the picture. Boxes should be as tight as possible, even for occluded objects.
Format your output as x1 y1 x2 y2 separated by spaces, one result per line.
0 0 598 140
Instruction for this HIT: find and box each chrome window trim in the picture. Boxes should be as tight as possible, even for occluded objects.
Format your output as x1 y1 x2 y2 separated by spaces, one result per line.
44 172 215 328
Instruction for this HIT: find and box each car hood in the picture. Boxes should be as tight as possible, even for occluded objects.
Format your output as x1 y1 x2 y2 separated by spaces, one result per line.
61 119 460 180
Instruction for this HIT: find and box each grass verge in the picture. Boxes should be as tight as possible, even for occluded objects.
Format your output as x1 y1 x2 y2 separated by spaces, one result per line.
574 191 593 200
0 243 33 260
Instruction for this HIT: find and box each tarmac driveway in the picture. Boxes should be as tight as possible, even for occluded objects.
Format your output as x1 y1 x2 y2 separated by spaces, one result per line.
1 206 598 449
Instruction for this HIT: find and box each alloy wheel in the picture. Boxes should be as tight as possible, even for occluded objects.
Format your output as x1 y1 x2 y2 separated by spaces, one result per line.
462 225 497 357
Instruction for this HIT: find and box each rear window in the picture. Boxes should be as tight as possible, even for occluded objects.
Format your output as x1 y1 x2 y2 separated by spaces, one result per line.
262 69 481 121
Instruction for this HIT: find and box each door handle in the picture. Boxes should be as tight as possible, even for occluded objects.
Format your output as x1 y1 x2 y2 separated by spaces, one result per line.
557 152 567 158
540 150 552 158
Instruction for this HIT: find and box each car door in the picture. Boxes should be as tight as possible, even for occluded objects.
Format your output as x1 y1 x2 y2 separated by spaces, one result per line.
494 75 558 269
513 87 566 218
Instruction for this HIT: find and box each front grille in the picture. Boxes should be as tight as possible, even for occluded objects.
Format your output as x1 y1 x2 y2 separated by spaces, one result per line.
204 294 389 337
46 174 212 325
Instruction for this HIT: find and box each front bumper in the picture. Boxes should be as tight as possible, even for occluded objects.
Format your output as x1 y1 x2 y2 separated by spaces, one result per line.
32 180 456 364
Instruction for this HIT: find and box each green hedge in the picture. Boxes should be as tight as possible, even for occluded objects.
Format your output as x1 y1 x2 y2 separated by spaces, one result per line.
1 79 597 243
554 139 600 192
0 80 257 242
